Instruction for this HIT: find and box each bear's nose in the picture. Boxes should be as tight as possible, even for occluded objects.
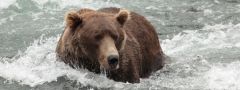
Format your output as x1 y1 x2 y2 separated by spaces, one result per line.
107 55 119 65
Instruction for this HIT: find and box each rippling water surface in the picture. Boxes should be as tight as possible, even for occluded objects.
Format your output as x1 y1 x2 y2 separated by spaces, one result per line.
0 0 240 90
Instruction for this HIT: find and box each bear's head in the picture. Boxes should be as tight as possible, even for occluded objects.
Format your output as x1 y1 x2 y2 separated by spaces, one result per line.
61 8 129 71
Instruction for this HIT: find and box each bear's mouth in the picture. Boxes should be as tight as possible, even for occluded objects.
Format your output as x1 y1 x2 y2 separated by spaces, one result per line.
109 63 119 70
99 61 119 71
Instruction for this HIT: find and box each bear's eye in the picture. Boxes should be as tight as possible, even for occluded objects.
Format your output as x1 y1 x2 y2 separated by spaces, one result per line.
111 34 118 41
95 34 103 41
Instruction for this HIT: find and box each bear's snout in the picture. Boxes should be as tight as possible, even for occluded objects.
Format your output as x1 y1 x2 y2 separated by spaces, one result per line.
108 55 118 64
98 35 119 70
107 55 119 69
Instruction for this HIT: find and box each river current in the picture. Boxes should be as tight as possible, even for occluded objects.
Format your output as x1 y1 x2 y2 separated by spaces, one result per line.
0 0 240 90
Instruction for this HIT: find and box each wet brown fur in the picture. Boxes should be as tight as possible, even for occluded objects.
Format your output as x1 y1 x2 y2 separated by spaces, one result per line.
56 7 165 83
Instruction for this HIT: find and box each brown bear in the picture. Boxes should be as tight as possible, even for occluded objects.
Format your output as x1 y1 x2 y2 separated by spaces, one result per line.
56 7 165 83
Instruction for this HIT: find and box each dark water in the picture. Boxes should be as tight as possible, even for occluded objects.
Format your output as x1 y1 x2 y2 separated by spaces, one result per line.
0 0 240 90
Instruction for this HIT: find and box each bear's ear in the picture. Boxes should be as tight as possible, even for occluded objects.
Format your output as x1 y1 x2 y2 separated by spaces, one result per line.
65 10 82 29
116 9 130 26
78 8 95 15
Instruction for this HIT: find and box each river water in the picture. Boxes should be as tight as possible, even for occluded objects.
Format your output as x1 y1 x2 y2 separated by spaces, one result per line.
0 0 240 90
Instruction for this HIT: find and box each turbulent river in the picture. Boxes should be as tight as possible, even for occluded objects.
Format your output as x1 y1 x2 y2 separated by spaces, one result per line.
0 0 240 90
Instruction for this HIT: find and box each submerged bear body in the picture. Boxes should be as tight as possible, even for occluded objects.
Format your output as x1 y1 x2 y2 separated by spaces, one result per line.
56 7 165 83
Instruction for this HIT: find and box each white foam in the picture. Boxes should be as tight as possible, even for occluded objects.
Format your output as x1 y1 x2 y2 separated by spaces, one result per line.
0 0 120 11
33 0 120 10
205 61 240 89
0 35 125 88
0 0 240 89
0 36 69 86
0 22 240 89
0 0 16 9
160 23 240 89
203 9 213 16
162 23 240 56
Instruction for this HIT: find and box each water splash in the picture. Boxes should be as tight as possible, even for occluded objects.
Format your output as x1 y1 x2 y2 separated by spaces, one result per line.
0 23 239 89
160 23 240 89
205 61 240 89
0 0 16 9
0 0 240 89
